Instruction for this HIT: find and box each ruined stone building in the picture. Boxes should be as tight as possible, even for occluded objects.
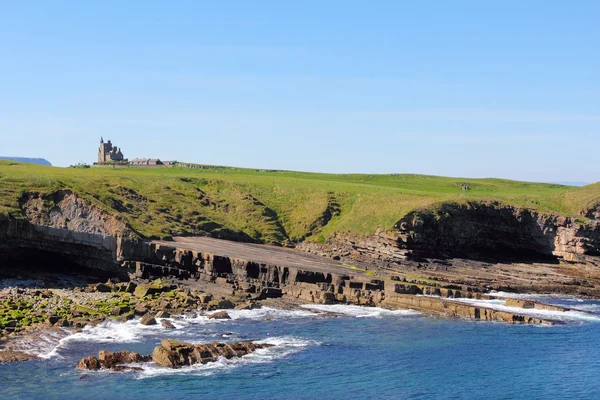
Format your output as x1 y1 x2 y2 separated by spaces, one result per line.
98 137 126 163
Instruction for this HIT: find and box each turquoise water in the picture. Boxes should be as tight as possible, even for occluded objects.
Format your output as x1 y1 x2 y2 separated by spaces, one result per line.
2 298 600 400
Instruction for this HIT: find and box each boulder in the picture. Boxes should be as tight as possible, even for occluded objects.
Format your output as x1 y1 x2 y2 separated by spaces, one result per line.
77 356 100 370
134 284 162 298
234 302 262 311
199 293 212 304
134 304 150 316
208 299 235 310
208 311 231 320
140 313 157 326
155 311 171 319
161 320 176 329
94 283 112 293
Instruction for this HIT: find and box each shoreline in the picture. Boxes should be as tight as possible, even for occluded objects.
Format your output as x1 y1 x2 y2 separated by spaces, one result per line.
2 272 600 364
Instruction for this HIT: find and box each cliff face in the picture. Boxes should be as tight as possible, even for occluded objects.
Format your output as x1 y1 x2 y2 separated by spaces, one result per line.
395 202 600 261
0 191 137 277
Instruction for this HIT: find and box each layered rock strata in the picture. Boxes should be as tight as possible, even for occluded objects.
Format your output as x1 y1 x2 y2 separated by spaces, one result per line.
396 201 600 261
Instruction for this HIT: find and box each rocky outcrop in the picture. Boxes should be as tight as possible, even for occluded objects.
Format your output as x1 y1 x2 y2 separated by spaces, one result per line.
76 340 273 371
208 311 231 320
0 350 38 363
77 350 151 371
152 339 272 368
395 201 600 261
503 298 569 312
381 294 555 325
0 190 142 278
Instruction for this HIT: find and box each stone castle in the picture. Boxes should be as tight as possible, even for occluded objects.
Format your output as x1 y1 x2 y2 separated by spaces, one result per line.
98 137 126 163
96 138 176 167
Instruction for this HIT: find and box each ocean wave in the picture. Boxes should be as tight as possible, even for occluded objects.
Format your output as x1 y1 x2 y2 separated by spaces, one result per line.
7 328 71 359
300 304 421 318
489 291 585 301
134 336 319 379
182 307 317 323
32 307 319 359
441 297 600 323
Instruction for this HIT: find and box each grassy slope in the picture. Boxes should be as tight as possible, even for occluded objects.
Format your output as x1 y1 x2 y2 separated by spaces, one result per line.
0 160 597 243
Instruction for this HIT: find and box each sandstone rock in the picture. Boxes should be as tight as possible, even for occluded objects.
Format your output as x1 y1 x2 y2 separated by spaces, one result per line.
111 305 130 315
208 299 235 310
120 312 135 321
151 339 273 368
134 284 162 298
122 282 137 293
77 356 100 370
155 311 171 319
78 350 151 371
140 313 157 325
0 350 38 363
94 283 112 293
199 294 213 304
208 311 231 320
505 299 535 309
134 304 150 316
234 302 261 311
161 320 176 329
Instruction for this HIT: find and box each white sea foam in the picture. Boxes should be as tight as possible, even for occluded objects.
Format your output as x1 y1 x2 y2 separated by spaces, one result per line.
9 328 71 359
182 306 317 324
490 291 584 301
134 336 319 379
488 292 600 313
300 304 420 318
437 297 600 323
33 307 319 359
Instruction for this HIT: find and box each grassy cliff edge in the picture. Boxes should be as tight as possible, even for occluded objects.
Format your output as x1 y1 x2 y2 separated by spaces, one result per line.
0 160 598 244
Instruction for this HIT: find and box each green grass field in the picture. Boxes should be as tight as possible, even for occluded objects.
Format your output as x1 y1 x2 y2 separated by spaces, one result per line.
0 160 598 243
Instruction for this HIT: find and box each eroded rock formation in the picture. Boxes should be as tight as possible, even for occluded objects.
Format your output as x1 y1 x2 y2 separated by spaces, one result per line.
395 201 600 261
76 340 272 371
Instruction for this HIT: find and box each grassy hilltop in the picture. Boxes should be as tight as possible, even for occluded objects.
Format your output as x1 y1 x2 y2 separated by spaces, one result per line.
0 160 598 243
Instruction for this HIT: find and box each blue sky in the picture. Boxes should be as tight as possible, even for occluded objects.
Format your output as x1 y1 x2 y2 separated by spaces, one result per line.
1 1 598 183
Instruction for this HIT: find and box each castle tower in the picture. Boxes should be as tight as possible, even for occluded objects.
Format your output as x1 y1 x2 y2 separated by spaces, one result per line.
98 137 126 163
98 137 106 163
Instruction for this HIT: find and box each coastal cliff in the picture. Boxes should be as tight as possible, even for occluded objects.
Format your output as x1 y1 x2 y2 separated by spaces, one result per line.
0 190 139 278
395 201 600 261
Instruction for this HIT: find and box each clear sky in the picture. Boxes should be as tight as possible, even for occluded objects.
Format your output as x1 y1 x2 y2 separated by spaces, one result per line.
1 1 598 183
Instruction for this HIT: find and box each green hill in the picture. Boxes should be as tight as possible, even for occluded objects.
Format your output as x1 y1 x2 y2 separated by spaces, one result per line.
0 160 597 243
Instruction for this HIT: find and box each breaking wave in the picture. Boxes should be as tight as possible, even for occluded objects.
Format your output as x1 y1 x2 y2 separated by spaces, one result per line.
442 297 600 323
300 304 420 318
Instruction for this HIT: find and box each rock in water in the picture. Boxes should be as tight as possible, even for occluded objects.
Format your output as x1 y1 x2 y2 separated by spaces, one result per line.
77 356 101 370
151 339 273 368
0 350 39 364
140 313 157 325
155 311 171 319
208 311 231 320
76 341 272 371
77 350 151 371
161 320 176 329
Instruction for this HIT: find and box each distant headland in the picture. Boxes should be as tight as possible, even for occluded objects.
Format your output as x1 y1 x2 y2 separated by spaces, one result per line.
0 157 51 166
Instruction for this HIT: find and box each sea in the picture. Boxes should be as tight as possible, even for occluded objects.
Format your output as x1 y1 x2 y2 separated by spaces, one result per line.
2 294 600 400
